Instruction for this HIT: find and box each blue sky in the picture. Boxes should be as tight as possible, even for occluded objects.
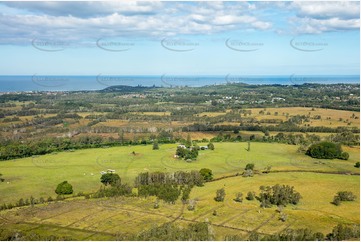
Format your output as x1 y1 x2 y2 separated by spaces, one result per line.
0 1 359 76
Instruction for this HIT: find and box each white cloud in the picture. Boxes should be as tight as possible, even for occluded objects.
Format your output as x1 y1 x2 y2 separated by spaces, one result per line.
292 1 359 20
291 17 360 34
0 1 274 45
0 1 358 45
290 1 360 34
2 1 163 17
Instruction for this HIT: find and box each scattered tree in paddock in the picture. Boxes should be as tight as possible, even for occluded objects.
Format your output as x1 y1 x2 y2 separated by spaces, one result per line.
55 181 73 195
245 163 255 170
246 191 255 200
332 191 356 206
100 173 121 186
214 188 226 202
199 168 213 182
152 139 159 150
234 192 243 203
327 224 360 241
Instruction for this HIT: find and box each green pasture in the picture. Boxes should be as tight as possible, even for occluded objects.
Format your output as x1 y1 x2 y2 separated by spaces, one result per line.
0 142 359 204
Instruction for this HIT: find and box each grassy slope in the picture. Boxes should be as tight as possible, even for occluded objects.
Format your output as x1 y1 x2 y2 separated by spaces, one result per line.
0 141 359 240
1 172 358 240
0 142 359 205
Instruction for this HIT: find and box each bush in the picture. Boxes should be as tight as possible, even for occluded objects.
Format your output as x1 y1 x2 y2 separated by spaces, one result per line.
100 173 121 186
337 191 356 201
199 168 213 182
152 140 159 150
306 141 349 160
234 192 243 203
355 162 360 168
327 224 360 241
214 188 226 202
340 152 349 160
332 196 341 206
55 181 73 195
246 191 255 201
245 163 255 170
207 142 215 150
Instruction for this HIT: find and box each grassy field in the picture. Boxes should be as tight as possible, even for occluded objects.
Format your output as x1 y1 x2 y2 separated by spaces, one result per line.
0 142 359 205
0 172 359 240
0 141 359 240
248 107 359 128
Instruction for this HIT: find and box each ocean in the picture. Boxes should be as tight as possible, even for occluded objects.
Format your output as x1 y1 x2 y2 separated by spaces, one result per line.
0 75 359 92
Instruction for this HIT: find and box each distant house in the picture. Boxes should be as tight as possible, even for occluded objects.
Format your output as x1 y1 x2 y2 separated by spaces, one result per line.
200 146 208 150
107 169 115 173
100 171 107 175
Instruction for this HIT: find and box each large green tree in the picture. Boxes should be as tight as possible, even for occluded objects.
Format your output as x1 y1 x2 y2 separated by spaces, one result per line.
100 173 121 186
199 168 213 182
306 141 349 160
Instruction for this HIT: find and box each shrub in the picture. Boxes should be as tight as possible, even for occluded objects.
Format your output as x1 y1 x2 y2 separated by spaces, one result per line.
245 163 254 170
246 191 255 200
332 196 341 206
327 224 360 241
152 140 159 150
340 152 349 160
199 168 213 182
214 188 226 202
234 192 243 203
100 173 121 186
354 162 360 168
306 141 348 160
55 181 73 195
17 198 25 207
337 191 356 201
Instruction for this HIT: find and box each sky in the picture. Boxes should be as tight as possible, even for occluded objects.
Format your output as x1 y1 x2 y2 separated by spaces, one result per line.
0 1 359 76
